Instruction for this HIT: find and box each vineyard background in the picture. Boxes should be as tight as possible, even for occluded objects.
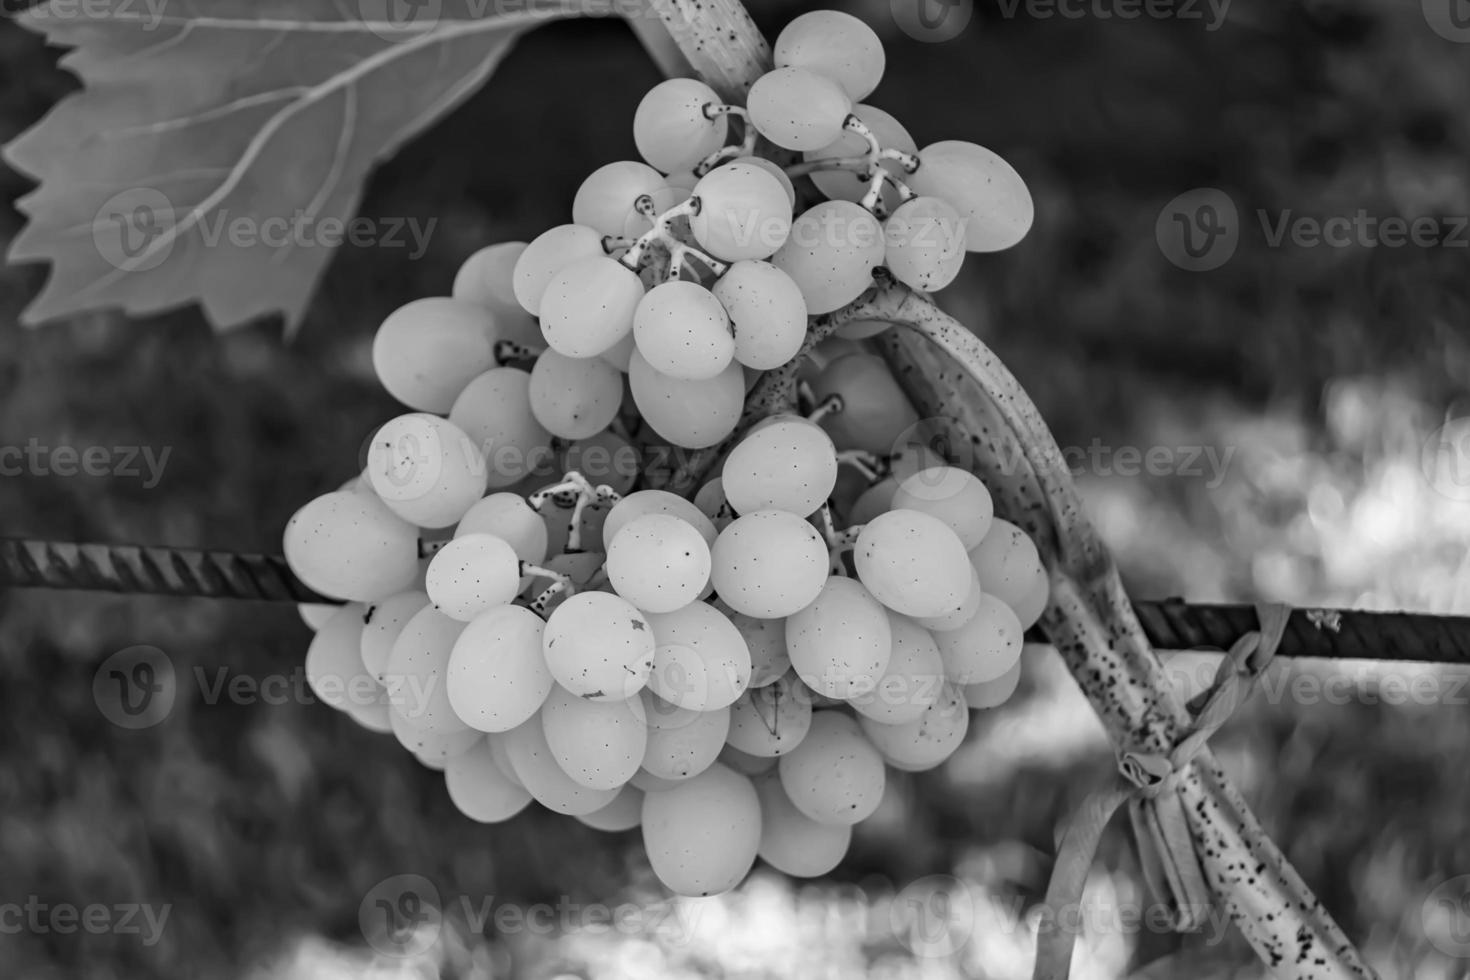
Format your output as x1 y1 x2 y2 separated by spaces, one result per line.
2 1 1469 977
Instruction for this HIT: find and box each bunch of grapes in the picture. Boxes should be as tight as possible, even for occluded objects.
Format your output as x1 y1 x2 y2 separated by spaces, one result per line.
283 9 1040 899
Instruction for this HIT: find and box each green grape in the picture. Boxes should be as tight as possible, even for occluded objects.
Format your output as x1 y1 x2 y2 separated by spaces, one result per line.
883 196 967 292
631 768 684 793
444 737 533 823
448 367 555 490
452 241 524 315
713 599 791 687
690 161 792 261
846 476 897 526
455 492 549 591
858 681 968 772
629 349 745 450
601 331 637 373
914 566 982 631
755 772 852 877
969 518 1046 611
541 683 648 790
543 592 656 701
773 10 885 101
711 260 807 370
932 593 1023 685
848 611 944 725
528 349 623 440
424 533 522 622
812 352 921 456
538 255 644 359
607 513 712 614
283 490 419 603
305 603 373 714
718 744 779 777
737 156 797 208
645 600 752 711
372 297 500 413
361 590 430 685
390 705 480 765
694 478 737 532
633 79 730 174
777 710 885 825
575 785 644 832
725 672 813 757
772 201 885 314
785 575 892 699
804 104 916 210
641 763 761 896
365 413 486 529
512 224 606 315
854 509 972 619
602 489 718 551
384 606 469 735
298 603 338 631
501 713 620 815
446 603 552 732
558 428 641 496
633 280 735 381
722 415 837 517
1011 565 1049 630
963 658 1022 710
747 67 853 151
573 160 668 237
908 140 1034 252
640 690 731 782
710 510 829 619
892 465 994 550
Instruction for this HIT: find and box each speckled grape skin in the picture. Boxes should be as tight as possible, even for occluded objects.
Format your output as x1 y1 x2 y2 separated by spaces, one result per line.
785 575 892 699
633 78 729 174
726 673 813 757
572 161 667 237
714 601 791 687
538 256 644 359
810 352 920 456
803 104 915 211
853 509 972 619
755 772 852 878
360 590 430 685
1010 567 1049 630
690 161 793 261
449 368 554 490
607 513 712 614
543 592 656 702
746 67 852 151
384 606 470 735
722 416 838 517
711 260 807 370
540 684 648 790
892 466 995 551
859 681 969 772
389 705 480 764
968 518 1045 610
772 201 885 315
528 349 624 441
933 593 1024 685
914 566 982 632
425 533 522 622
603 489 719 550
629 348 745 450
908 140 1034 253
849 611 945 726
710 510 829 619
283 490 419 602
641 763 761 897
366 413 487 529
512 223 605 315
633 280 735 381
640 690 731 781
500 713 620 816
446 604 552 733
444 737 533 823
371 297 499 414
773 10 885 101
777 711 885 826
575 784 645 833
645 601 753 710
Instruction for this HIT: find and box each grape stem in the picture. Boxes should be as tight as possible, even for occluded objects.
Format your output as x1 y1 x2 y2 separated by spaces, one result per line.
524 564 575 616
494 340 545 365
695 104 758 176
835 449 886 483
806 393 844 425
618 196 730 281
417 538 449 559
526 471 622 553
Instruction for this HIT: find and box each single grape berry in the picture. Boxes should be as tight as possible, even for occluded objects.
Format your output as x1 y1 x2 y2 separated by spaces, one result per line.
634 78 730 174
774 10 886 102
747 66 853 151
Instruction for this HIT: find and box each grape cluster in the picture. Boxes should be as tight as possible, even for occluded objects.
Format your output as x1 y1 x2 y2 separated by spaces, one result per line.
284 9 1042 899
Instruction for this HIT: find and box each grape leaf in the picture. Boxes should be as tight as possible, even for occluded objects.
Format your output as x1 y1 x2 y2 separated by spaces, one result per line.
4 0 578 330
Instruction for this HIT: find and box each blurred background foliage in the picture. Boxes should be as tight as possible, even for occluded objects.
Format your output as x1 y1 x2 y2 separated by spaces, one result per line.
1 0 1469 977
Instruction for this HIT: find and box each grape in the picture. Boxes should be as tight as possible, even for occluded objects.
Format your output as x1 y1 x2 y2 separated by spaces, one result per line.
690 161 792 261
891 466 994 550
645 601 752 710
345 695 394 735
501 714 620 815
641 763 761 896
812 353 920 455
425 533 522 622
390 706 480 764
452 241 524 316
384 606 469 734
914 566 982 631
521 551 605 616
305 603 373 712
538 256 644 359
738 156 797 208
455 493 549 591
722 415 838 517
908 141 1034 252
719 744 779 776
710 510 829 619
573 161 668 237
631 769 684 793
755 773 852 877
772 200 884 314
512 224 606 315
726 673 813 757
848 611 944 725
640 690 731 781
747 67 853 151
371 297 500 414
600 330 637 372
449 368 556 490
366 413 486 529
575 785 645 832
859 681 968 771
633 280 735 381
361 590 430 685
804 104 916 210
777 710 884 825
486 731 524 788
969 518 1046 610
633 79 729 174
607 513 712 614
283 490 419 602
715 601 791 686
785 575 892 699
444 737 533 823
629 349 745 450
853 509 972 619
884 196 967 292
932 593 1024 685
1011 566 1049 630
693 477 736 532
963 658 1022 709
543 592 656 701
602 489 717 551
711 260 807 370
528 349 623 440
447 604 552 732
774 10 885 101
846 477 897 526
558 429 641 496
298 603 337 631
541 684 648 790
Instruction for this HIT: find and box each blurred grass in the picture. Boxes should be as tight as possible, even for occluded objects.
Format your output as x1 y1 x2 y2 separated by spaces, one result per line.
2 1 1469 977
